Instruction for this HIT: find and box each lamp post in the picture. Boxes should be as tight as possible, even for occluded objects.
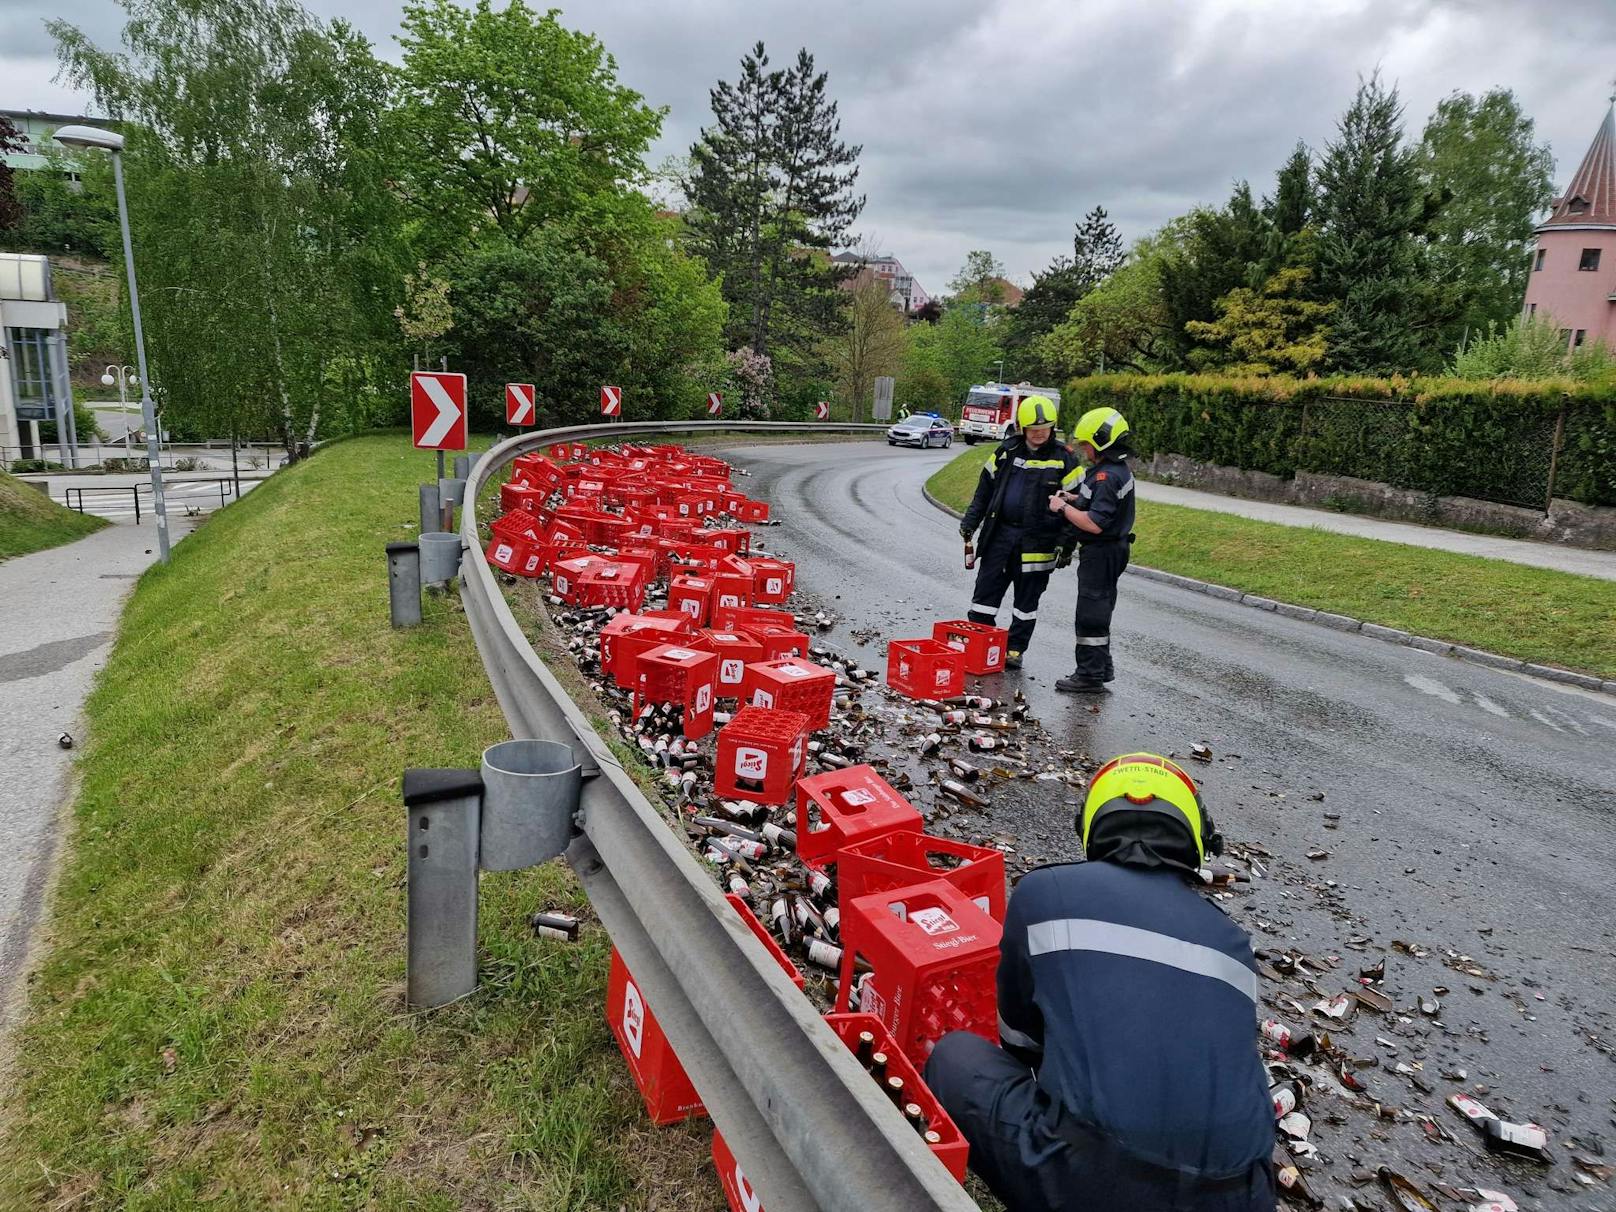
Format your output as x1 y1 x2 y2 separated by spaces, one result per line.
101 364 138 458
56 124 169 563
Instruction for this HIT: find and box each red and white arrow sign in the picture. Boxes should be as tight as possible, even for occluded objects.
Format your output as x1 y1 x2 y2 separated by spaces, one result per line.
505 382 536 426
706 391 723 417
411 371 467 450
815 400 830 420
601 385 622 416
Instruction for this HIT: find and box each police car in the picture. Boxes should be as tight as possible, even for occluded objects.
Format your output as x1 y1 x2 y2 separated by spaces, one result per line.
886 411 954 449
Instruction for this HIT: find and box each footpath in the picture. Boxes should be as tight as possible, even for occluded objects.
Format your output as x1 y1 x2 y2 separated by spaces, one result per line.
1137 480 1616 582
0 513 200 1033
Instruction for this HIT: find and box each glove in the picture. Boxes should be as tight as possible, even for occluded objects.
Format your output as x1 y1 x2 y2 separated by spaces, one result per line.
1055 549 1073 570
959 527 973 541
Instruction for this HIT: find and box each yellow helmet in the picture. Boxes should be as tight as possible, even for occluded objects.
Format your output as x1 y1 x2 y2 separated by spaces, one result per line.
1079 753 1217 871
1016 395 1058 429
1074 406 1129 451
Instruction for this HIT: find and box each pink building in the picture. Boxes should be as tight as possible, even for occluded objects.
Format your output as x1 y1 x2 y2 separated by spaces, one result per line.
1523 105 1616 349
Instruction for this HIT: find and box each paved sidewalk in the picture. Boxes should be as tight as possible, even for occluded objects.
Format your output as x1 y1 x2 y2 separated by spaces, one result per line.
1138 480 1616 581
0 515 200 1032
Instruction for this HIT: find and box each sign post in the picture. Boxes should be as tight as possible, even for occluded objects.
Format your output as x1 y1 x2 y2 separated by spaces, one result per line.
601 385 622 420
506 382 536 427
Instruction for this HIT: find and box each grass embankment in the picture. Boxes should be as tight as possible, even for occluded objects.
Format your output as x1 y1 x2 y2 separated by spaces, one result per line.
928 446 1616 678
0 468 107 560
0 434 712 1211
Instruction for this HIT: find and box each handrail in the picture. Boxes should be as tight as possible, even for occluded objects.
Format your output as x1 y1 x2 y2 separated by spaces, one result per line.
460 421 980 1212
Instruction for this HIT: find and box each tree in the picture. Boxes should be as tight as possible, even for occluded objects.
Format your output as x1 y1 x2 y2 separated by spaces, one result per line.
686 43 864 363
0 117 24 236
1184 262 1335 375
948 250 1006 305
908 303 1002 404
823 280 907 421
1157 182 1270 367
1419 88 1555 344
0 148 119 257
1037 226 1183 378
1313 73 1446 373
1254 142 1313 281
1004 205 1124 380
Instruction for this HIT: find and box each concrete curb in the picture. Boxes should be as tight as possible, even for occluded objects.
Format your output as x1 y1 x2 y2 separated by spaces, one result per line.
920 482 1616 699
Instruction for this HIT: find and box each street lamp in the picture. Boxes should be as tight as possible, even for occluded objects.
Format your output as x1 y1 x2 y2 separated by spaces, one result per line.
993 358 1005 383
56 124 170 563
101 364 138 457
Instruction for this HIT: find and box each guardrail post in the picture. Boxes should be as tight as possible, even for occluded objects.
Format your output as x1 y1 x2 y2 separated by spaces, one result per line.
453 454 471 481
387 541 422 628
403 769 483 1008
419 482 439 535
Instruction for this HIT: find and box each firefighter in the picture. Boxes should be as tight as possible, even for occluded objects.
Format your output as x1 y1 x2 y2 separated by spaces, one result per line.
958 396 1083 670
1048 406 1135 693
924 753 1276 1212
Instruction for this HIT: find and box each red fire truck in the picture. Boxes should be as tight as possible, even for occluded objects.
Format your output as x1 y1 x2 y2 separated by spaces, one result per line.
957 382 1064 444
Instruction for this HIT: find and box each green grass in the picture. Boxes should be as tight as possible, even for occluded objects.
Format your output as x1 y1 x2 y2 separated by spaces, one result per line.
0 468 107 559
1 435 714 1211
928 446 1616 678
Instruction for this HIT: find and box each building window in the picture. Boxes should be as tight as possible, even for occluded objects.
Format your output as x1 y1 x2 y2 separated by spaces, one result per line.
1569 196 1590 215
5 327 59 421
1528 302 1537 316
1575 329 1587 347
1580 248 1602 271
1534 249 1546 271
1559 328 1572 346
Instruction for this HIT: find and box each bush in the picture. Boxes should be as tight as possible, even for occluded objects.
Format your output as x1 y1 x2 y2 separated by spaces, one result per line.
1451 314 1615 382
7 459 64 473
1064 373 1616 509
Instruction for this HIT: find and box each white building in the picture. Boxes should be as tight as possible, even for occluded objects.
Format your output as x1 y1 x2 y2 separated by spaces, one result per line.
0 253 76 465
832 252 932 313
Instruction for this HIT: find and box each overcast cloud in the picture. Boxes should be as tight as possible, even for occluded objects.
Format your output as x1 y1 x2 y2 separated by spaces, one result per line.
5 0 1616 295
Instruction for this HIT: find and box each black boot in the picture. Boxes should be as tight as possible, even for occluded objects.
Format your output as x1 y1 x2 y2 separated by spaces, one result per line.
1055 672 1107 694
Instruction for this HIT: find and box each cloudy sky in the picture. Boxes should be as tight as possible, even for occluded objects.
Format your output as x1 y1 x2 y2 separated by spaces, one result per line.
6 0 1616 295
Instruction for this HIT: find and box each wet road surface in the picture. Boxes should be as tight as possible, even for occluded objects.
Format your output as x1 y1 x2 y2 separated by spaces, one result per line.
732 440 1616 1208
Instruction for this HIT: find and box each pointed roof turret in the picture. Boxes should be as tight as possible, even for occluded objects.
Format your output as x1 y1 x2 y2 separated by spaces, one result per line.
1541 104 1616 230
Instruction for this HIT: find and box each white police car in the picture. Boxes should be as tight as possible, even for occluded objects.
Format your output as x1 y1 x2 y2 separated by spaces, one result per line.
886 412 954 449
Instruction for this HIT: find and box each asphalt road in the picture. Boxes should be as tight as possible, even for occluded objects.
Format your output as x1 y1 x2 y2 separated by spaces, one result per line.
732 439 1616 1205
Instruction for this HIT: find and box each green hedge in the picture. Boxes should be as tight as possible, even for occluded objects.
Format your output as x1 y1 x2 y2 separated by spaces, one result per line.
1063 374 1616 510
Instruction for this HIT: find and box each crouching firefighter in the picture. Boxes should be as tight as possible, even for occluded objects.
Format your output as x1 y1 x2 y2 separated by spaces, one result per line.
924 753 1276 1212
958 395 1082 670
1049 405 1136 693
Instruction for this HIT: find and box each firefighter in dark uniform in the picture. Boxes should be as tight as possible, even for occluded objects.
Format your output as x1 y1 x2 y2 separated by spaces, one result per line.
958 396 1083 670
1049 406 1135 693
924 753 1276 1212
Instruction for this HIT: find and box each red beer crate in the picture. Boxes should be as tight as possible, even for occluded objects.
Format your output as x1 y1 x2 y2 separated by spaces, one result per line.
688 455 732 480
837 831 1008 922
499 481 547 514
552 555 647 611
932 619 1009 676
489 507 544 543
750 557 795 604
886 639 966 700
753 628 809 661
711 1130 763 1212
635 643 719 739
705 527 752 556
714 706 810 805
669 574 715 625
484 534 544 578
724 892 806 991
725 495 771 523
611 546 658 582
702 628 765 699
835 879 1002 1069
794 764 922 870
601 612 697 686
740 657 835 730
824 1012 971 1182
606 948 705 1125
712 604 796 633
712 568 754 611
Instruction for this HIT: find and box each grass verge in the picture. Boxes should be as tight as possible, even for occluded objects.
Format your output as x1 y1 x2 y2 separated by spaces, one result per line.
927 446 1616 678
0 469 107 560
0 434 714 1211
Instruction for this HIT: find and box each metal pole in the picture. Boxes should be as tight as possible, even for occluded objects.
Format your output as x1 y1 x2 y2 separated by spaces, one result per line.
1545 398 1568 516
111 149 170 563
387 541 422 628
403 769 482 1008
419 482 439 534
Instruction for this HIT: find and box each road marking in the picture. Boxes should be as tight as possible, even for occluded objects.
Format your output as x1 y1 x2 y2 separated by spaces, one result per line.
1590 716 1616 733
1404 674 1461 705
1471 693 1510 718
1535 706 1587 735
1529 709 1566 733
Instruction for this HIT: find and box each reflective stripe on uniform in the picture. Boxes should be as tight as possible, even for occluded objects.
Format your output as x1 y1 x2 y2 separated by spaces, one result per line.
1022 458 1065 469
983 455 999 476
1026 918 1258 1004
1116 477 1134 498
998 1013 1042 1053
1077 483 1093 499
1075 635 1108 645
1021 552 1055 564
1012 607 1037 620
970 602 999 615
1060 466 1084 489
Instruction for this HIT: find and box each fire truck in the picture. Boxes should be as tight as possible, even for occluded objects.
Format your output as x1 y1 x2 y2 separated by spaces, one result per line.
956 382 1064 444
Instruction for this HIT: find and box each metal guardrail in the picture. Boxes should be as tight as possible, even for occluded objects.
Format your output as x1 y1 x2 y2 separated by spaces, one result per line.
460 421 979 1212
